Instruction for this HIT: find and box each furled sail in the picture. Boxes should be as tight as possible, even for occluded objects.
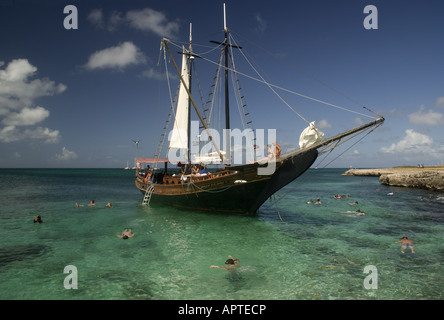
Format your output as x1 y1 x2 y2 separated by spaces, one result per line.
299 121 324 149
168 47 190 150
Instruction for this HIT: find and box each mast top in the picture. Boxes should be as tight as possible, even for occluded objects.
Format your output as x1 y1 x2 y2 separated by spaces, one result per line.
223 3 227 32
189 22 192 43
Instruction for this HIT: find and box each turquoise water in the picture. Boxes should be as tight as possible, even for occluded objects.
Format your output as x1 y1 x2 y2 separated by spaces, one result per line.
0 168 442 300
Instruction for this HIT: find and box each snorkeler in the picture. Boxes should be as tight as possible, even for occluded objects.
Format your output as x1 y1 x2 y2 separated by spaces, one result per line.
338 209 365 216
395 236 415 254
210 255 239 270
117 228 135 239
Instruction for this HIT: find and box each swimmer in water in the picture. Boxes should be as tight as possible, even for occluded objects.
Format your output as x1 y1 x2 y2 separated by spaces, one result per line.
117 228 135 239
34 215 43 223
339 209 365 216
395 236 415 254
210 255 239 270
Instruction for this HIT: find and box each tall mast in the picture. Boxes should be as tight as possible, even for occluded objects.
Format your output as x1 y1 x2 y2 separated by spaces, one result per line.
187 23 193 165
223 3 230 164
209 4 241 163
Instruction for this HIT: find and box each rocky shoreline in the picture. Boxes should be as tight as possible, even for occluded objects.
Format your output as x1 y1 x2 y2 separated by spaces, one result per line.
343 166 444 192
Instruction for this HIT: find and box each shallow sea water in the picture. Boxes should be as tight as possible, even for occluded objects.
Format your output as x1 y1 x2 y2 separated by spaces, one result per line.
0 168 442 300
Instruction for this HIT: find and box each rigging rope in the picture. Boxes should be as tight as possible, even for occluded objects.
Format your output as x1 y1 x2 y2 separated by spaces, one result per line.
230 30 375 114
167 39 377 121
228 33 310 125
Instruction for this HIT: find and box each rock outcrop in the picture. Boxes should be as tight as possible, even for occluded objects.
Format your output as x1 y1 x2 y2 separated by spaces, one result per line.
343 167 444 192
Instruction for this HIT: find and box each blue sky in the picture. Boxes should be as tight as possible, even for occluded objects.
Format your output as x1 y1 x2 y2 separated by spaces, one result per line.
0 0 443 168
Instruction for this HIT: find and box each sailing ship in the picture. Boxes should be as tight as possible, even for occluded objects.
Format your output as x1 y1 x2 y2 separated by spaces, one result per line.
135 4 384 214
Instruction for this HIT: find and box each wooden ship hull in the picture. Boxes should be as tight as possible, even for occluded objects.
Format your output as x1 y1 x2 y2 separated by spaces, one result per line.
135 148 318 214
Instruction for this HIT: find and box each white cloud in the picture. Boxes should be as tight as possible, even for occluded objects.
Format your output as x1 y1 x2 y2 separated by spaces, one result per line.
434 97 444 108
141 67 176 80
88 8 180 38
87 9 124 32
380 129 433 154
0 58 37 82
317 119 332 129
0 59 66 113
2 106 49 126
408 105 444 127
55 147 78 161
126 8 179 38
0 59 65 144
85 41 146 70
0 125 60 143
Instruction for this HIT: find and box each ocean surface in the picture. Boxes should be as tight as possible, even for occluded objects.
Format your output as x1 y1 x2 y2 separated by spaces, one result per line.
0 168 442 300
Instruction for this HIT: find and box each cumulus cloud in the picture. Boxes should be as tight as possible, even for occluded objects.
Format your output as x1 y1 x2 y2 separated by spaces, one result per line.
408 105 444 127
317 119 332 129
0 125 60 143
434 97 444 108
54 147 78 161
0 59 66 112
2 106 49 126
0 59 65 144
85 41 146 70
88 7 180 38
380 129 433 154
126 8 179 38
0 58 37 82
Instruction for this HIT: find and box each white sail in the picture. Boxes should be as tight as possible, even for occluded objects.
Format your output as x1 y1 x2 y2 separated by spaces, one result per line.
299 121 324 149
169 47 190 150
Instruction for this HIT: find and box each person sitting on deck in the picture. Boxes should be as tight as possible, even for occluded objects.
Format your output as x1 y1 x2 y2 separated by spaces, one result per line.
249 141 281 164
273 141 281 158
